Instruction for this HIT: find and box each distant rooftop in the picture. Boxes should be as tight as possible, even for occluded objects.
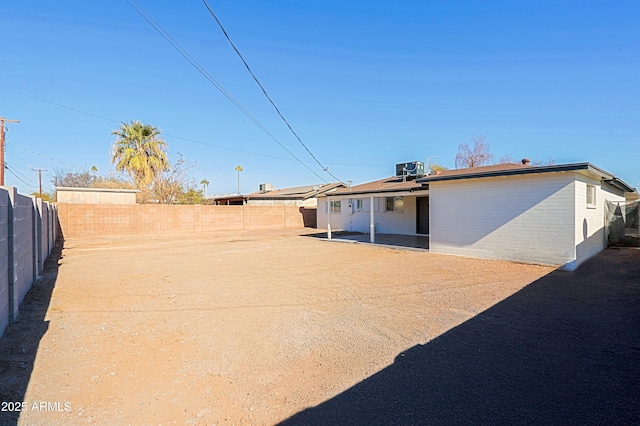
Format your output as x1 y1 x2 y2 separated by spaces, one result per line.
247 182 344 200
56 187 140 193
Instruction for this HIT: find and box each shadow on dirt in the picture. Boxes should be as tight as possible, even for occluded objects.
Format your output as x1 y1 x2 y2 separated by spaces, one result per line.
281 248 640 425
0 242 63 426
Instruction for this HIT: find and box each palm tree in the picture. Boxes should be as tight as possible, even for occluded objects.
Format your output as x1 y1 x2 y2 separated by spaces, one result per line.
91 165 98 176
111 121 169 189
234 165 243 194
200 179 210 198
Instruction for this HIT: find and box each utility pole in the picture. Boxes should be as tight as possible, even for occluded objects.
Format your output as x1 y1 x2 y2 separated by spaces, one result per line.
0 117 20 186
234 165 243 194
31 168 48 198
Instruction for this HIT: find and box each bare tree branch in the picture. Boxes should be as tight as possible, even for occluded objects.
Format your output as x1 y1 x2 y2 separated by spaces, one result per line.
455 136 494 168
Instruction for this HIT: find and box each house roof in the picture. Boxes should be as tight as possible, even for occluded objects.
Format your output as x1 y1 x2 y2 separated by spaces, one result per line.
419 162 636 193
246 182 344 200
323 176 426 197
423 163 532 178
323 162 636 198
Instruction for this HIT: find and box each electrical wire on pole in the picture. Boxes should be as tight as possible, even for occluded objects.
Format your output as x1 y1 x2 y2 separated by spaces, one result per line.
30 168 48 198
201 0 345 185
0 116 20 186
125 0 328 183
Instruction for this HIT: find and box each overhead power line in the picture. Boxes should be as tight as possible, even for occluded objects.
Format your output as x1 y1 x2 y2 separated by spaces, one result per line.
201 0 344 184
1 86 385 169
125 0 328 183
0 86 298 163
5 164 38 188
0 86 121 124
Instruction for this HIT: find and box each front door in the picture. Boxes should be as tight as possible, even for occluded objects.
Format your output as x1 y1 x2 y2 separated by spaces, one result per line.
416 196 429 234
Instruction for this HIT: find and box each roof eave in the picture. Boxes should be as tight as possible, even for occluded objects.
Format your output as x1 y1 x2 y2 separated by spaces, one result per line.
323 186 428 197
418 163 593 183
418 162 636 193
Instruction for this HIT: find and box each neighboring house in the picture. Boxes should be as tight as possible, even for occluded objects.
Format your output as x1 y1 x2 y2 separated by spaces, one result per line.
208 194 246 206
56 187 140 204
210 183 345 207
318 161 636 270
209 182 345 227
246 183 345 207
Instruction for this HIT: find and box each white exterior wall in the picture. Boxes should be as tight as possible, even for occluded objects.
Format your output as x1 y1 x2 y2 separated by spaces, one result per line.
573 175 625 269
317 198 342 231
430 172 578 268
318 196 420 235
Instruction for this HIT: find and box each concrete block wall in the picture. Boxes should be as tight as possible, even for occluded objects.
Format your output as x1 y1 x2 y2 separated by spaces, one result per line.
56 203 310 239
430 172 578 268
0 187 58 336
0 190 9 335
12 193 35 313
39 199 50 275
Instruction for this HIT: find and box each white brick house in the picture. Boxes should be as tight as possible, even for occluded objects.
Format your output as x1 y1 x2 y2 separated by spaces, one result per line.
318 162 635 270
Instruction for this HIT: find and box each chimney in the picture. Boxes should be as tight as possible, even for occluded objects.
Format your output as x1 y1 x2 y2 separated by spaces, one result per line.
521 158 531 166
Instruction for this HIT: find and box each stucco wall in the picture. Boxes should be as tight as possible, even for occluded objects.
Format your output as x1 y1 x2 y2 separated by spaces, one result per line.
56 188 138 204
430 172 578 268
573 175 625 269
318 196 420 235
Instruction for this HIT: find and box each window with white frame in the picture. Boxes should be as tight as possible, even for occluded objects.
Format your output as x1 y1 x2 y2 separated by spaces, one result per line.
586 184 596 208
355 199 363 211
329 200 341 213
385 196 404 212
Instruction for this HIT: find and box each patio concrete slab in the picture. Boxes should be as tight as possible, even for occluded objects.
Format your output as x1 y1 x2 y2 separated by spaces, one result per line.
319 232 429 251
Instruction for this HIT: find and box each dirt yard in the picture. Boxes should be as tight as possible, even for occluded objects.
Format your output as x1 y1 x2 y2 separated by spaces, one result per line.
1 230 638 425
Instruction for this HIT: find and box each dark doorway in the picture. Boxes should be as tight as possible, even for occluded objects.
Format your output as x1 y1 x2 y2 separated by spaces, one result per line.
416 196 429 234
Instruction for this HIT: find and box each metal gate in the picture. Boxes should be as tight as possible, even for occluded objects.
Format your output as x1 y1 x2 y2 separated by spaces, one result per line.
606 200 640 247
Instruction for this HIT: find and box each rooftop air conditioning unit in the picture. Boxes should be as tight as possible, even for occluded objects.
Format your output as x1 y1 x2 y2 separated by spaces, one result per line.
396 161 425 178
259 183 274 193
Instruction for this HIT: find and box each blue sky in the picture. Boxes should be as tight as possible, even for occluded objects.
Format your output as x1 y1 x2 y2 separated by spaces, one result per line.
1 0 638 195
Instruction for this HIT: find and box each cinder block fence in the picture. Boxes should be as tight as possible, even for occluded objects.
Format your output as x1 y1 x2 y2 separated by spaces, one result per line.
56 203 314 239
0 187 58 336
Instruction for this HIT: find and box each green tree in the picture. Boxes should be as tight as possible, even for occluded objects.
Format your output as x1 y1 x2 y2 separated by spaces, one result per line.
111 121 169 192
429 162 449 174
177 188 204 205
200 179 210 198
30 191 55 202
152 156 203 204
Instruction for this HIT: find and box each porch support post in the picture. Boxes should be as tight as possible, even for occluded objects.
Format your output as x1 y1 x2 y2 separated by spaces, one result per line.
327 198 332 240
370 195 375 243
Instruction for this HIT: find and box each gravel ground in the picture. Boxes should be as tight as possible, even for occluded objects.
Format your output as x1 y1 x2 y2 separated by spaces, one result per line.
0 230 637 425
